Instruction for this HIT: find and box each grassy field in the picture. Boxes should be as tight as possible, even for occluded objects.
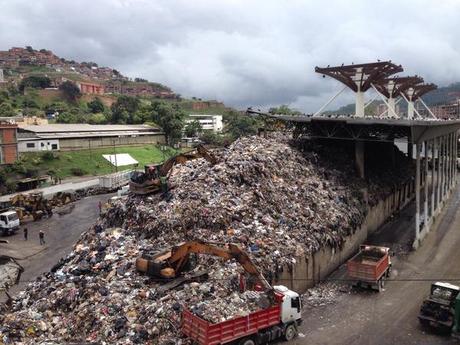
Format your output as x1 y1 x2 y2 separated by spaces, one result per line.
19 145 179 179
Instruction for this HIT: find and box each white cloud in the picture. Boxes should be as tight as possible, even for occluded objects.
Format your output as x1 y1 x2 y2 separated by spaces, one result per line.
0 0 459 112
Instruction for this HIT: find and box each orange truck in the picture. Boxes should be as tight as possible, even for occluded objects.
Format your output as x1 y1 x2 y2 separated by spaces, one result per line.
347 244 391 292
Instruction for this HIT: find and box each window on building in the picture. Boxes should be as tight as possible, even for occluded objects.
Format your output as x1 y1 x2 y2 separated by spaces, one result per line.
0 148 3 164
41 142 44 147
26 143 35 148
51 144 58 150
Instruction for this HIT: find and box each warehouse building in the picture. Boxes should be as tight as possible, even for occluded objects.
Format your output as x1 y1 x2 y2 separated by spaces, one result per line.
186 114 223 132
17 124 165 152
0 122 18 164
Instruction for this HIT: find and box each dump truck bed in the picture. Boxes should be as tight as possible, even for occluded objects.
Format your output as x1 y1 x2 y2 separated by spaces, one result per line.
182 303 281 345
347 245 390 282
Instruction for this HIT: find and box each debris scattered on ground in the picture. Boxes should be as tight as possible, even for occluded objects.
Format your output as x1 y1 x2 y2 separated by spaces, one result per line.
0 256 23 295
0 134 412 344
303 282 345 307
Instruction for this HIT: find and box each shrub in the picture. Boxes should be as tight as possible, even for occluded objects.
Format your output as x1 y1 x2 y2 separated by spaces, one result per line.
42 151 55 161
25 167 39 178
70 167 86 176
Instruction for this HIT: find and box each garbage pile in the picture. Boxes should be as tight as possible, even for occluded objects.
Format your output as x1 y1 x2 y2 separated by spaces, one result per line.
0 134 405 344
0 256 23 293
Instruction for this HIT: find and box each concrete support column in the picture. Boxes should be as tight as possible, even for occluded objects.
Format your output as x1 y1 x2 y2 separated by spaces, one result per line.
436 136 441 210
424 141 429 227
447 133 451 190
455 131 458 185
408 101 415 120
450 133 452 188
443 135 448 197
408 143 413 159
452 133 455 187
414 143 421 248
430 139 435 217
355 91 365 117
446 134 449 190
355 141 365 179
388 97 396 116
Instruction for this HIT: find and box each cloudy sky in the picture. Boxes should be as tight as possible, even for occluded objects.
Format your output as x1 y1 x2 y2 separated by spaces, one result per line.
1 0 459 112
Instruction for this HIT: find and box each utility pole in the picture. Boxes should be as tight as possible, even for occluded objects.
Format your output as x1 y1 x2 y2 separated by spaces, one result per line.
113 138 118 173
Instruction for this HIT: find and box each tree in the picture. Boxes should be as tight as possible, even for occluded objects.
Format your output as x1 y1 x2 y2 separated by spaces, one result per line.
0 103 15 117
19 75 51 92
134 77 148 83
88 113 107 124
22 96 39 109
87 97 105 113
110 95 140 124
268 105 302 115
25 46 34 53
150 101 185 145
224 111 259 139
184 119 203 137
59 81 81 102
44 101 68 114
56 108 87 124
0 91 9 105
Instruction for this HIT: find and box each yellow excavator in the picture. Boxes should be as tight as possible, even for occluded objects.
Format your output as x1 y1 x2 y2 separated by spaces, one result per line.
10 193 53 221
129 144 218 195
136 240 272 292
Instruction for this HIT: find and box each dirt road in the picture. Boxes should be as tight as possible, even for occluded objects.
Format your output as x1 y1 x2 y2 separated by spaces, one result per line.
1 193 114 299
290 185 460 345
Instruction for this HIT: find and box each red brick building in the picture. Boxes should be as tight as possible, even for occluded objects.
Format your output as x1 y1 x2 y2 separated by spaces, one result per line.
78 81 105 95
0 123 18 164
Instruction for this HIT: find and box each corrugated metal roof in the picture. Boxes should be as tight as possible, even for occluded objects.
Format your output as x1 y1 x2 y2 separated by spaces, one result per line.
20 124 159 133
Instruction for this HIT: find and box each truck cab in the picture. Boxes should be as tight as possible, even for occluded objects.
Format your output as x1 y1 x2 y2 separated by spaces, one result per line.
419 282 460 333
0 210 20 236
274 285 302 326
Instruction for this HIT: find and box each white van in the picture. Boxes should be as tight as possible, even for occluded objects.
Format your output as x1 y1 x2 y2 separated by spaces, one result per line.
0 211 20 236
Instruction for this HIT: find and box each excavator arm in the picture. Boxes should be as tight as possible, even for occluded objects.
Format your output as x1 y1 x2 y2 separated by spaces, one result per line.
140 240 272 292
130 145 218 195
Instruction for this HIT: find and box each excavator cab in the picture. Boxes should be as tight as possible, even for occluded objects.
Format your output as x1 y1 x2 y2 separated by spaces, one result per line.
145 163 162 179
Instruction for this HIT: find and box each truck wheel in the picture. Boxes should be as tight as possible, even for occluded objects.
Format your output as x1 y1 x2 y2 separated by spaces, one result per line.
378 279 384 292
239 339 255 345
386 266 392 278
284 324 298 341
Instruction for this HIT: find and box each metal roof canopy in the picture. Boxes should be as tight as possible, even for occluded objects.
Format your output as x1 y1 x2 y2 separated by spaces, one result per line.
373 76 424 98
315 61 403 92
270 114 460 144
400 83 437 101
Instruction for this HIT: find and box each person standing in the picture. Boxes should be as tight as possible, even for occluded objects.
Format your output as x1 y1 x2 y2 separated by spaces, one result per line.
23 227 28 241
98 201 102 215
39 230 45 245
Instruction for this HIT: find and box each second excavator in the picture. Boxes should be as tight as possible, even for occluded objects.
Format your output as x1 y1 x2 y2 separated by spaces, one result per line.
129 144 217 195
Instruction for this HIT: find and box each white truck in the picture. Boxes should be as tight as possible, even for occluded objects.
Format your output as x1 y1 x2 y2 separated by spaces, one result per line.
0 210 20 236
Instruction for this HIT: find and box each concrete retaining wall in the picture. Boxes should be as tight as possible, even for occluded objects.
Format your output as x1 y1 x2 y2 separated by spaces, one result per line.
276 180 414 292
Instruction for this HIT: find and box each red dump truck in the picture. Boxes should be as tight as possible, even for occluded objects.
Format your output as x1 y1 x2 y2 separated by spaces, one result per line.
181 285 302 345
347 244 391 292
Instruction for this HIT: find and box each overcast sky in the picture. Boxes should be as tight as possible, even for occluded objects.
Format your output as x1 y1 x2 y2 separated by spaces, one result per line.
1 0 459 112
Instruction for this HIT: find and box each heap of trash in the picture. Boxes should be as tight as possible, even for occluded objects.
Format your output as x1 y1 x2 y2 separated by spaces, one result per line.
0 134 409 344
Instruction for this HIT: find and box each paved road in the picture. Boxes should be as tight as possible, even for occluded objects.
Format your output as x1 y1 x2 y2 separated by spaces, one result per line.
0 177 100 202
289 184 460 345
0 193 113 300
